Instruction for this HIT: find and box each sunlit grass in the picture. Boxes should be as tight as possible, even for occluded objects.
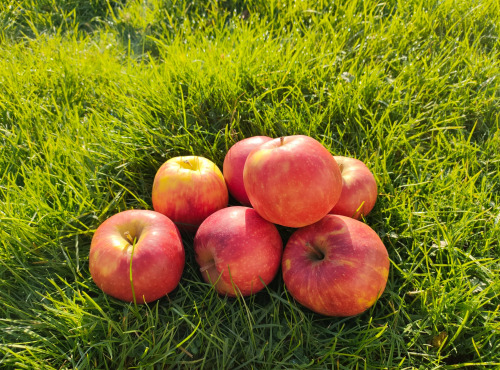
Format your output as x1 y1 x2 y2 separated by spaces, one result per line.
1 0 499 368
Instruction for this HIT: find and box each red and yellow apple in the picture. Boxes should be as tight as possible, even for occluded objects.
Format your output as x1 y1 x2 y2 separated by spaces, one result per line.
223 136 272 205
329 156 378 220
243 135 342 228
152 156 228 231
282 214 389 316
89 210 185 303
194 206 283 297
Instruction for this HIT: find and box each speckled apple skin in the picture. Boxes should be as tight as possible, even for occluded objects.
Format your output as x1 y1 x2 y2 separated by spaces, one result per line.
152 156 228 232
282 214 389 317
194 206 283 297
89 210 185 303
243 135 342 228
223 136 272 206
329 156 378 220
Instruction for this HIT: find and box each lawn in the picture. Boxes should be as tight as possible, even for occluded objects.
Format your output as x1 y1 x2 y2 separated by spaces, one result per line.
0 0 499 368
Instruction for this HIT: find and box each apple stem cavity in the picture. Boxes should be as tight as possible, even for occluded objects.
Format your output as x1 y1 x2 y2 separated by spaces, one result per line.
305 242 325 261
183 159 198 171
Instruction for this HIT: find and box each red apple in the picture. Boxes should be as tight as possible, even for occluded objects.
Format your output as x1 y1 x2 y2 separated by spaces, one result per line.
223 136 272 205
152 156 228 231
282 214 389 316
194 206 283 297
89 210 185 303
243 135 342 228
329 156 378 220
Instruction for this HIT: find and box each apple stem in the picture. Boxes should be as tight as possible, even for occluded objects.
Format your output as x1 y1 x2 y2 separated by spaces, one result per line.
305 242 324 260
280 137 284 146
338 163 344 173
124 231 135 244
200 261 216 273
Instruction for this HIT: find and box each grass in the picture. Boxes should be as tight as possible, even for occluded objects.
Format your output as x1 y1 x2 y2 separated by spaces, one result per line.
0 0 499 368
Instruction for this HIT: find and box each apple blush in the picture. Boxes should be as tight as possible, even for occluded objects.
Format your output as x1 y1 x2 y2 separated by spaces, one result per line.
194 206 283 297
329 156 378 220
89 210 185 304
223 136 272 205
243 135 342 228
282 214 389 317
152 156 228 232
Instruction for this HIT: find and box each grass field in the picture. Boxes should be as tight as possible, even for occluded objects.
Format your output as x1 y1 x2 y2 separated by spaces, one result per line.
1 0 499 368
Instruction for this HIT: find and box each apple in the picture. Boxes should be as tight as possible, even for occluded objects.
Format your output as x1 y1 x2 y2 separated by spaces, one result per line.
243 135 342 228
329 156 378 220
281 214 389 316
89 210 185 303
194 206 283 297
152 156 228 232
223 136 272 205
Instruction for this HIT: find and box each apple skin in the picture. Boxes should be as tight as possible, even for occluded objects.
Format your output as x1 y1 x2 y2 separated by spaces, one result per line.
223 136 272 205
194 206 283 297
281 214 389 317
89 210 185 303
329 156 378 220
152 156 229 232
243 135 342 228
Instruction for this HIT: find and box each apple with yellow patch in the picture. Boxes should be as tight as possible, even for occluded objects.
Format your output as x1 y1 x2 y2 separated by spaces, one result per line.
329 156 378 219
243 135 342 228
194 206 283 297
152 156 228 231
282 214 389 316
223 136 272 205
89 210 185 303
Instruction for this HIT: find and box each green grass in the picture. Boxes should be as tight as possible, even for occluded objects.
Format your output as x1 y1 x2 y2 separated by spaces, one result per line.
1 0 499 368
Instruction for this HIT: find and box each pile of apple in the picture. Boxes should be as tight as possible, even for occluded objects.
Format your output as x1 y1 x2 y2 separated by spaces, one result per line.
89 135 389 317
